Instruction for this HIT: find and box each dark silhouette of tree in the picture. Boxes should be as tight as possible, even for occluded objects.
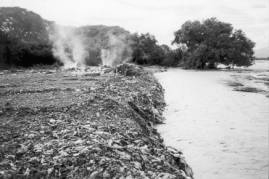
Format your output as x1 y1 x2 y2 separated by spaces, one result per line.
173 18 255 69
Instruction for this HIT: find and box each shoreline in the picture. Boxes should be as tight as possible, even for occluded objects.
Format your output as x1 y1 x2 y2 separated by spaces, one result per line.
0 64 193 178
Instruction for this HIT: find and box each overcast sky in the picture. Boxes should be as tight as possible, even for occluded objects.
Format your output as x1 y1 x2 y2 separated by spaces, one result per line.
1 0 269 54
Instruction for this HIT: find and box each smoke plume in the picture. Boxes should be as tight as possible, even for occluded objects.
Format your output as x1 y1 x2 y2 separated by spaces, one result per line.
50 24 133 68
101 32 132 66
49 25 88 69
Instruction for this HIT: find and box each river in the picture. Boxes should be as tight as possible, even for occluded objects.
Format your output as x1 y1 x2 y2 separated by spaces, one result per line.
155 60 269 179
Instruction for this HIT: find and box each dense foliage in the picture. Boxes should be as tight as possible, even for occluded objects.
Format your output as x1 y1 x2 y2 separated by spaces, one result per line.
131 33 182 66
131 33 164 65
173 18 255 69
0 32 56 67
0 7 56 67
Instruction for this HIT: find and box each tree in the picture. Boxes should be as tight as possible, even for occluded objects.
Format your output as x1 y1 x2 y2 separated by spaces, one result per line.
160 46 184 66
227 30 255 67
131 33 165 65
173 18 255 69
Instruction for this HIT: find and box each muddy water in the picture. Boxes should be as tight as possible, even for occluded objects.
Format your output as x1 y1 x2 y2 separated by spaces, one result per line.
155 61 269 179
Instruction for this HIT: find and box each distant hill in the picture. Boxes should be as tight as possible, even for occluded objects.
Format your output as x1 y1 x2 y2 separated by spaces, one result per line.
0 7 132 67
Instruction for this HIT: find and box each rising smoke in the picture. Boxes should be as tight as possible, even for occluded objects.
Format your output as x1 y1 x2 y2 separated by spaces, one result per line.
101 32 132 66
49 25 89 69
49 24 133 68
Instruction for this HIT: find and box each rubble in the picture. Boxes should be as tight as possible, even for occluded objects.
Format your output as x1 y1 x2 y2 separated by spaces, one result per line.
0 64 193 178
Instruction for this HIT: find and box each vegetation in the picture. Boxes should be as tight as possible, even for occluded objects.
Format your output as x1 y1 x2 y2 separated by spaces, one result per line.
0 8 256 70
173 18 255 69
130 18 255 69
0 8 132 67
131 33 164 65
0 32 56 67
0 7 56 67
159 46 184 66
130 33 182 66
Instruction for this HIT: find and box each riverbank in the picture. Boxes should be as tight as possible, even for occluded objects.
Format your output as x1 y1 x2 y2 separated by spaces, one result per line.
0 64 193 179
155 61 269 179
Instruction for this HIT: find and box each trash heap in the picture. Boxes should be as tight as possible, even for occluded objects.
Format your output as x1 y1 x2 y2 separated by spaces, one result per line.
0 64 193 178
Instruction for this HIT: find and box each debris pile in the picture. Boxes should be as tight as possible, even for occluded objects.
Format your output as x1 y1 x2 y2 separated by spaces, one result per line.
0 64 193 178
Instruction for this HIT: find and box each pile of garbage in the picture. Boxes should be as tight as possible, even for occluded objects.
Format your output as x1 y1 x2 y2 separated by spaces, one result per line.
0 64 193 178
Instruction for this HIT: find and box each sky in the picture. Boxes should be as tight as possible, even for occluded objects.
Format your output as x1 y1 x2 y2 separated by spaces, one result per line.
1 0 269 57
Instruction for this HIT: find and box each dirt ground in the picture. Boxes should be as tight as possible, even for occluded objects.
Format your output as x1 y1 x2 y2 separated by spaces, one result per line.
0 65 193 179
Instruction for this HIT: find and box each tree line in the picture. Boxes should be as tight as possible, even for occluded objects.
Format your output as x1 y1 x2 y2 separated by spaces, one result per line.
0 17 255 69
131 18 255 69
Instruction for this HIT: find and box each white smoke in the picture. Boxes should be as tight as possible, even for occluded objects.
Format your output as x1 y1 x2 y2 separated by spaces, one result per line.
101 31 132 67
49 25 88 69
50 24 133 68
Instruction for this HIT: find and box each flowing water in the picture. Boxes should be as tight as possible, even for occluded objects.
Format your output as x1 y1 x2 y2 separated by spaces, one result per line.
155 61 269 179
